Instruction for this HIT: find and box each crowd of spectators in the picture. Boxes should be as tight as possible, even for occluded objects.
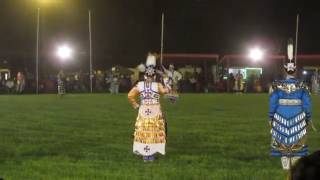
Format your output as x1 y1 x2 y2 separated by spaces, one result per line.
0 64 319 94
226 71 264 93
52 69 133 94
0 68 133 94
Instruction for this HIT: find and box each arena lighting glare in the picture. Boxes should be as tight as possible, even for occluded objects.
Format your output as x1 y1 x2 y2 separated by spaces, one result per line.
37 0 63 5
248 47 264 61
56 44 73 61
303 70 307 75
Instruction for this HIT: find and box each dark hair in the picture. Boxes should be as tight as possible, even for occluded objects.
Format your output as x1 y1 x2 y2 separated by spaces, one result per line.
286 70 296 75
290 151 320 180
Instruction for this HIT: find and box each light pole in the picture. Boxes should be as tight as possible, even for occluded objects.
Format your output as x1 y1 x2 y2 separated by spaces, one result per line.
35 0 62 94
88 10 93 93
36 8 40 94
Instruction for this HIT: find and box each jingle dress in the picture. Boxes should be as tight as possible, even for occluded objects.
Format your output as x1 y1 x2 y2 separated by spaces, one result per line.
128 80 168 156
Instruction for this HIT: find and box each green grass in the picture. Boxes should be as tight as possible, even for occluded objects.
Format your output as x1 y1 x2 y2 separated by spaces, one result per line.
0 94 319 180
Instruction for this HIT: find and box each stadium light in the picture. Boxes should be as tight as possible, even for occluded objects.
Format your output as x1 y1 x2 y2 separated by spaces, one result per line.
37 0 52 4
56 44 73 61
248 47 264 61
303 70 307 75
36 0 63 5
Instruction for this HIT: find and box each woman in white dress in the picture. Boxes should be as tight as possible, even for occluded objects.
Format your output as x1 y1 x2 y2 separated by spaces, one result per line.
128 55 169 162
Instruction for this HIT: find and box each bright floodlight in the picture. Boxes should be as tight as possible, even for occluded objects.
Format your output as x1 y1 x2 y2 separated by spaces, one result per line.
56 45 73 60
37 0 62 5
303 70 307 75
248 47 264 61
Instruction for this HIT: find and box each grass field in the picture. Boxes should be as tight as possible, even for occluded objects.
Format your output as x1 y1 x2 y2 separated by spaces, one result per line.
0 94 319 180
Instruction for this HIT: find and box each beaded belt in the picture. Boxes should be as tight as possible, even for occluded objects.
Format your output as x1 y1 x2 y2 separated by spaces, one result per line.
279 99 302 106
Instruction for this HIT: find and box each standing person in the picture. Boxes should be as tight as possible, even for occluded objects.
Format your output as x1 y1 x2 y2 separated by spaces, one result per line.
311 71 319 94
229 73 235 92
124 75 132 92
109 67 119 94
16 72 26 94
269 40 312 172
162 64 182 92
189 71 198 92
57 70 66 96
78 70 87 92
255 75 262 92
318 72 320 96
95 70 105 92
234 70 244 93
128 54 170 162
162 63 181 102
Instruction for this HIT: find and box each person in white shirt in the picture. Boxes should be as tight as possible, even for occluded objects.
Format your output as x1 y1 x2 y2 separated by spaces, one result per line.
162 64 182 92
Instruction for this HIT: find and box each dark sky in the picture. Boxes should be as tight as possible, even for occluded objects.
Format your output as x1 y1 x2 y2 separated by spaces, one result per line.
0 0 319 70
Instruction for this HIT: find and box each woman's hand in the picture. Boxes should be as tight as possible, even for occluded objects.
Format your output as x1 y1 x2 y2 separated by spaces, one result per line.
132 103 140 109
269 120 273 128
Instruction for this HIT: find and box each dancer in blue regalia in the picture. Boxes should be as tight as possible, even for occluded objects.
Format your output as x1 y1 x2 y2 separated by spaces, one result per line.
269 39 312 170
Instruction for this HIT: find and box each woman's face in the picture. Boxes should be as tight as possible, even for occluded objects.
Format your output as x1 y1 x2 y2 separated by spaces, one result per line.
145 76 154 82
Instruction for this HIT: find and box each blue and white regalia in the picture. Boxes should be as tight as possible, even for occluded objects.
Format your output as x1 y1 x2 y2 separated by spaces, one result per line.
269 78 311 159
269 38 312 170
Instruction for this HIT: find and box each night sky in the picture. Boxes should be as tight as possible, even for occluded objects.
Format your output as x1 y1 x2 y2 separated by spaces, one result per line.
0 0 319 70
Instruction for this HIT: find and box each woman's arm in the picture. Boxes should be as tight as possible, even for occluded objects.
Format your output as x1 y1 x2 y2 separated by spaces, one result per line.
128 87 140 109
158 83 169 94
